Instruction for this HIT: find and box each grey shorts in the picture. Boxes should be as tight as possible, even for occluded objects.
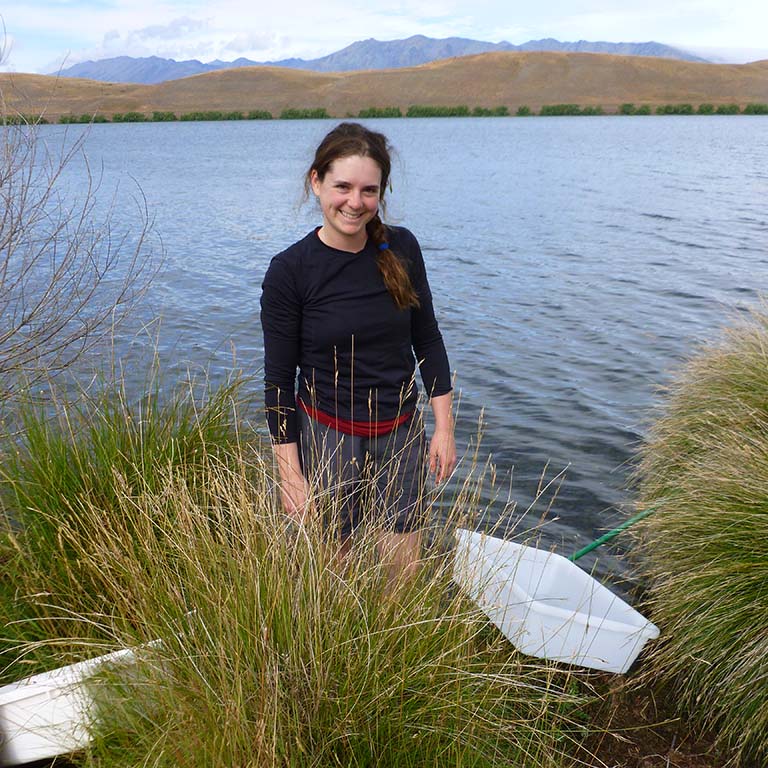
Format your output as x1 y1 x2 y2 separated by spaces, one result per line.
298 409 427 539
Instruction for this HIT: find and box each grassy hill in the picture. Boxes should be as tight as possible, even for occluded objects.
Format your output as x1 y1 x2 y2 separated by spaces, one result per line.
3 51 768 120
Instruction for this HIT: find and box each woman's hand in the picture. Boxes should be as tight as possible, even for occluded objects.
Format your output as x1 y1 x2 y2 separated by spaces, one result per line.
272 442 311 523
429 392 456 483
429 427 456 483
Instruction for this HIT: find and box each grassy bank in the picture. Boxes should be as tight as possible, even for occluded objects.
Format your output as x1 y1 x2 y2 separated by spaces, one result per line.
0 372 588 767
634 309 768 766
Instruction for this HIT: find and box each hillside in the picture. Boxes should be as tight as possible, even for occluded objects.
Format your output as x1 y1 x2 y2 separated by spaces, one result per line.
3 51 768 121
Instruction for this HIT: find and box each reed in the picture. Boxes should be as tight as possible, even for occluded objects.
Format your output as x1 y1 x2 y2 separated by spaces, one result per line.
634 308 768 766
0 371 589 766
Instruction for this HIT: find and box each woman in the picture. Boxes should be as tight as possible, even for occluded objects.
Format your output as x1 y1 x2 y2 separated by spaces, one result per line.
260 122 455 577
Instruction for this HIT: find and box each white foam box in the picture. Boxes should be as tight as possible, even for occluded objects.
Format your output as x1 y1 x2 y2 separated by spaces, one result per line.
0 647 136 766
453 528 660 674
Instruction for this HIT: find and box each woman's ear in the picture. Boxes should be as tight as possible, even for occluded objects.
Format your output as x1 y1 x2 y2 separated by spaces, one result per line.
309 170 321 196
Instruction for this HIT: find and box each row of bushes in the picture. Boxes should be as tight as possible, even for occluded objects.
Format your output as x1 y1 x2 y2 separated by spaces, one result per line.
23 100 768 125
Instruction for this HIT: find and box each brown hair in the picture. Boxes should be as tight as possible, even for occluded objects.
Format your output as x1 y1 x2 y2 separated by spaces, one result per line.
306 122 420 310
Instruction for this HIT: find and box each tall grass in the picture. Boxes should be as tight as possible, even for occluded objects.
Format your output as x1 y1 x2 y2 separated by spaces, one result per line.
0 369 248 681
634 309 768 765
1 371 589 767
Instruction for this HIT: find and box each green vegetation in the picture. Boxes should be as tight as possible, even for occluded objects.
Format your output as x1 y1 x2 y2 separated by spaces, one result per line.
472 106 510 116
2 114 50 125
112 111 148 122
59 113 108 123
716 103 741 114
247 109 273 119
635 310 768 766
697 103 715 114
655 103 694 115
358 107 403 118
279 108 330 119
179 110 247 121
539 104 580 116
0 370 588 767
151 110 177 122
619 103 651 115
539 104 605 116
406 104 471 117
516 105 532 116
744 102 768 114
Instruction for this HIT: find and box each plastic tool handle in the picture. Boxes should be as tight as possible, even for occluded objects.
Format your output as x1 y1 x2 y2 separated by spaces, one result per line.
568 507 657 562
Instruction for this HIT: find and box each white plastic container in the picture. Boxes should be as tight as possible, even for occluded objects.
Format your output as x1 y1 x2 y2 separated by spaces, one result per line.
0 647 136 766
453 528 660 674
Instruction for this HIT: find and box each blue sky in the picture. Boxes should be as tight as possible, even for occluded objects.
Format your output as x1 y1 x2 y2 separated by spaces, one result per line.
3 0 768 73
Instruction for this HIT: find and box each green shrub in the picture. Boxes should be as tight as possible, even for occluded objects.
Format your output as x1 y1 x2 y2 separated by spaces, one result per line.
247 109 273 119
619 103 635 115
152 111 177 122
471 106 509 117
715 103 741 114
579 106 604 116
743 103 768 114
539 104 582 116
112 111 147 122
358 107 403 118
634 105 651 115
516 105 532 116
697 103 715 114
3 114 49 125
279 108 330 119
405 105 471 117
655 104 694 115
635 310 768 766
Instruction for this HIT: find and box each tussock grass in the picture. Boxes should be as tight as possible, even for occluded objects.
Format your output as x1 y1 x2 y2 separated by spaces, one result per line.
634 309 768 765
1 372 589 767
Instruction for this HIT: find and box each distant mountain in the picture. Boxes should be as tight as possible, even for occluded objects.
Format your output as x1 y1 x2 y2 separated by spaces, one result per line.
57 35 709 84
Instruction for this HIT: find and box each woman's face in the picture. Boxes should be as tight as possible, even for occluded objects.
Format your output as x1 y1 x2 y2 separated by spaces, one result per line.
311 154 382 252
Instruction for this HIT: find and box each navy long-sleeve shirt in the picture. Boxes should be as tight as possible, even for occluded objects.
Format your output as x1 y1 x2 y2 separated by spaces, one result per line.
260 226 452 443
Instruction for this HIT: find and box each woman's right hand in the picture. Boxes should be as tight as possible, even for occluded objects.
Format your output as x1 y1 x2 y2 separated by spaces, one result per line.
272 442 311 522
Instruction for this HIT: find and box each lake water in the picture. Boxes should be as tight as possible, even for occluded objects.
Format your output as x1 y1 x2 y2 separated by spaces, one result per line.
37 116 768 582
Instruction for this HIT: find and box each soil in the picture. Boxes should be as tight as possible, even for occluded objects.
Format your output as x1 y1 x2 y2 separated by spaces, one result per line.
577 678 731 768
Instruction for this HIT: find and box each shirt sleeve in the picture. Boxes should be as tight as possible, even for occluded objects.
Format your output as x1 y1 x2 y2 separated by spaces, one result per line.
260 254 301 443
405 232 453 398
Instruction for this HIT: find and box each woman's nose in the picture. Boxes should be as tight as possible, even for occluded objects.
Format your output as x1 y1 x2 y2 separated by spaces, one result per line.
348 189 362 208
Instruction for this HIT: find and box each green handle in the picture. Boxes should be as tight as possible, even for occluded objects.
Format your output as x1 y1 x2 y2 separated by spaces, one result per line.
568 507 657 562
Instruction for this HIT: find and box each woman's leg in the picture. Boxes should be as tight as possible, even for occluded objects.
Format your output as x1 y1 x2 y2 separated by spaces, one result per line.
369 413 428 585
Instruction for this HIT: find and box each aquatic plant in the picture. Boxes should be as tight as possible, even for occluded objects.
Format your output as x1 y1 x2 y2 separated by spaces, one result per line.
634 308 768 766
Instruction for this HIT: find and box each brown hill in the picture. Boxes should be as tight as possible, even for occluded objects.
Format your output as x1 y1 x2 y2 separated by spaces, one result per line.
3 51 768 119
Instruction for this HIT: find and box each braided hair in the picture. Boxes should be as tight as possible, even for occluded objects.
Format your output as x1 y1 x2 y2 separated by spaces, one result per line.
306 122 420 310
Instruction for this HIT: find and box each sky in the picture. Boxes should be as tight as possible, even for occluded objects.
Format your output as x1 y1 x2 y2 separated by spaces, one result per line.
2 0 768 74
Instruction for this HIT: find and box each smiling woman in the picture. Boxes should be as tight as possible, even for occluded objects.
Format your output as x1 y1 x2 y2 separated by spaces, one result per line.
260 121 455 580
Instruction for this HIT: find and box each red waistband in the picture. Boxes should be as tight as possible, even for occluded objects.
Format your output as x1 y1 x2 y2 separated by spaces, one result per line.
297 398 413 437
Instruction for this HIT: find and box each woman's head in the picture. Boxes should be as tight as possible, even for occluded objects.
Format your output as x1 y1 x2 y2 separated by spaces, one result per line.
307 122 419 310
306 122 392 202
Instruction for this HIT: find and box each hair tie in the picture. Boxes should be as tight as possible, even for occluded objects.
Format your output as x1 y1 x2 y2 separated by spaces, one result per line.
379 242 389 251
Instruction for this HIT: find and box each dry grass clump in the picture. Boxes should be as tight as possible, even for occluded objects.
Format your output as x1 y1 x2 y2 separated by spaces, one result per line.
634 309 768 766
0 374 588 767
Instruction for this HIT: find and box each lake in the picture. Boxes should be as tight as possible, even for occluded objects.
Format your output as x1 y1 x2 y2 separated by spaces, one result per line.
37 115 768 582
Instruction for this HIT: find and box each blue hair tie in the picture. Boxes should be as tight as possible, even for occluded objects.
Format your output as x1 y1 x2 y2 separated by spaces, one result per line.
379 242 389 251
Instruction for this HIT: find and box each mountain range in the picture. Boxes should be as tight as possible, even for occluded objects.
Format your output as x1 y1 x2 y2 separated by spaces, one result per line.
57 35 708 84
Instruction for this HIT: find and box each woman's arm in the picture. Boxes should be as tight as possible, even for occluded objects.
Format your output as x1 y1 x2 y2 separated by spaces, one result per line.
272 441 311 521
429 391 456 483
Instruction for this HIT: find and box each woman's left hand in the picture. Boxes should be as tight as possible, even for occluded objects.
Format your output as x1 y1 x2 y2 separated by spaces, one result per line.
429 427 456 484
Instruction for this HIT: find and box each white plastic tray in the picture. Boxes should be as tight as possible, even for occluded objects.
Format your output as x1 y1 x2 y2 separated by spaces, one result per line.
0 647 137 766
453 528 659 673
